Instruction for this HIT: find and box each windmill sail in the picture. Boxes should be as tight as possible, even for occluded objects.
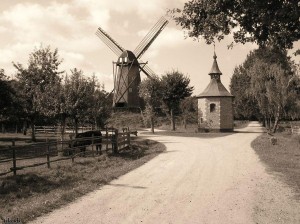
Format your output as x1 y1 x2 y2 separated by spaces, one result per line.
95 17 168 108
134 17 169 59
96 27 125 56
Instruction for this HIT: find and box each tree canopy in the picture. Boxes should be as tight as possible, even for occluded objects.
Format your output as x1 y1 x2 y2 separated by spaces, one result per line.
161 71 194 131
13 45 63 140
139 75 163 133
230 47 300 132
170 0 300 50
0 70 14 117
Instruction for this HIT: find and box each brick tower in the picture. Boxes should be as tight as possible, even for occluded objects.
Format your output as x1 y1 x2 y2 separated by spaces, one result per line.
196 52 234 132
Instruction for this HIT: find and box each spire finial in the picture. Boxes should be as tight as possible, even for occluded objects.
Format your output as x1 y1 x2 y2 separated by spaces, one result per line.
213 43 217 59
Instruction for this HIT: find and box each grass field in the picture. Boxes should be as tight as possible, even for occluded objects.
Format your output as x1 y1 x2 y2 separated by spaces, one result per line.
251 130 300 199
0 137 165 223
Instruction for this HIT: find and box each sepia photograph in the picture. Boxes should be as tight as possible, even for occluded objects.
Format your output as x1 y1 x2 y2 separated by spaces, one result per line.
0 0 299 223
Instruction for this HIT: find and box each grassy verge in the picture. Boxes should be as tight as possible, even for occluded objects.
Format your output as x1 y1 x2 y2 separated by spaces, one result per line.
0 138 165 223
251 132 300 199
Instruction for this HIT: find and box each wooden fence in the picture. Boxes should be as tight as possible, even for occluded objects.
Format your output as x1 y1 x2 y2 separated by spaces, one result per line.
0 128 135 177
292 126 300 134
34 125 93 134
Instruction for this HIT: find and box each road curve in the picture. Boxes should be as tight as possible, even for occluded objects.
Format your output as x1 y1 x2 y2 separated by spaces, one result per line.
31 122 300 224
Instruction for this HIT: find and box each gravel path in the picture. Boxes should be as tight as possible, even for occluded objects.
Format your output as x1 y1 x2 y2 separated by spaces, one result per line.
31 122 300 224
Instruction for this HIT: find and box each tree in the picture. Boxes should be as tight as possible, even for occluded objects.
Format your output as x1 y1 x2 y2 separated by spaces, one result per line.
161 71 194 131
0 70 13 116
179 96 197 129
86 76 112 130
249 59 299 132
230 46 299 132
13 45 63 141
230 66 260 120
0 70 15 132
61 69 94 135
170 0 300 50
139 75 163 133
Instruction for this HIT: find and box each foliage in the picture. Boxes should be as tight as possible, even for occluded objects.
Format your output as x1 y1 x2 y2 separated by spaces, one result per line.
60 69 94 135
139 75 163 132
230 66 260 120
179 96 197 129
161 70 194 131
87 77 112 129
13 45 63 140
170 0 300 50
0 70 14 119
230 46 300 132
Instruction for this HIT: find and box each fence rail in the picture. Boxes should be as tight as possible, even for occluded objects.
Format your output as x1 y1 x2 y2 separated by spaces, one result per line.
292 126 300 134
34 125 93 134
0 128 135 177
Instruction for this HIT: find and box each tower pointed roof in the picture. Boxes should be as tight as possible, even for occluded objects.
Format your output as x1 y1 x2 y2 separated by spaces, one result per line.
197 51 233 98
209 52 222 75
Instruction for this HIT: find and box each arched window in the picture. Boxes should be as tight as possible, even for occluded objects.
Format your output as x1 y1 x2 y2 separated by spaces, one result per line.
210 103 216 112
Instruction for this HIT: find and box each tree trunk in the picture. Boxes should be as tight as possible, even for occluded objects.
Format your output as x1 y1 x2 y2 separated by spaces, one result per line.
74 117 79 135
183 117 187 129
30 118 36 142
150 116 154 133
61 114 66 140
1 123 5 133
140 109 147 127
265 116 270 130
23 120 27 135
170 109 175 131
272 106 281 133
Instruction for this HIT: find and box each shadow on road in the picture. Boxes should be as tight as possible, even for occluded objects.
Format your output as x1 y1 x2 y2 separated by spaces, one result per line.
108 183 147 189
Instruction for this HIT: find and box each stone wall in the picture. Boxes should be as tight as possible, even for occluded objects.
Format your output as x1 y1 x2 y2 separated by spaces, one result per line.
220 97 234 130
197 97 234 131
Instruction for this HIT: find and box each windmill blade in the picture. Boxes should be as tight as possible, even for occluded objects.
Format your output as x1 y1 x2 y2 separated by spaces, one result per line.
134 17 169 59
96 27 125 56
139 62 156 78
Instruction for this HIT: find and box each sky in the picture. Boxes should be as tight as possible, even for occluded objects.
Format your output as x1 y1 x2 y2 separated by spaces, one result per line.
0 0 299 95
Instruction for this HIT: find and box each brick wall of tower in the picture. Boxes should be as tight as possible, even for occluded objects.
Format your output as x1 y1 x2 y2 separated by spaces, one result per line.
197 98 206 128
205 98 221 129
198 98 221 129
220 97 234 130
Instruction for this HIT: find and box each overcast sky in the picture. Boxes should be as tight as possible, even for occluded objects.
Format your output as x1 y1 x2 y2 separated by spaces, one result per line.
0 0 299 95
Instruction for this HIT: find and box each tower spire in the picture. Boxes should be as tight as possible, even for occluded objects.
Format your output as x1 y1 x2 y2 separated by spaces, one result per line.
209 45 222 79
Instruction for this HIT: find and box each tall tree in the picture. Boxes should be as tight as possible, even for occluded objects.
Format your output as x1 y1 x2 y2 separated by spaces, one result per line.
161 71 194 131
62 69 94 135
0 70 15 132
86 76 112 129
230 66 260 120
0 70 13 116
249 59 299 132
179 96 197 129
139 75 163 133
230 46 299 132
13 45 63 141
170 0 300 50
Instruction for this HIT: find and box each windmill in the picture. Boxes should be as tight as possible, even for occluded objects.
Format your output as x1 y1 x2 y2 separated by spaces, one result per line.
96 17 168 108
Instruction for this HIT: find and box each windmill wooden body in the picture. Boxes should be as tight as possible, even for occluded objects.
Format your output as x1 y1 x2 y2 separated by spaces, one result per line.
96 17 168 108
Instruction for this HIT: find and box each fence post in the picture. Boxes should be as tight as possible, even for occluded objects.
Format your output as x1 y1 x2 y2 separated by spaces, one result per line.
12 140 16 176
127 131 130 147
92 133 94 157
106 128 108 151
127 127 130 147
46 139 51 168
113 129 118 154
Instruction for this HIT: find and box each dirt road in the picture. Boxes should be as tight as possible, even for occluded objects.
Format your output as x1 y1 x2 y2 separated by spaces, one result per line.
31 122 300 224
